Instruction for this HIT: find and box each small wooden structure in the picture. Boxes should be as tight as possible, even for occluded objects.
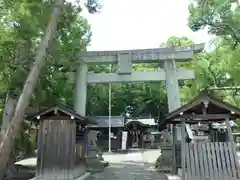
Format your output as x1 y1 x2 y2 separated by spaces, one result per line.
161 94 240 180
124 118 158 148
28 104 96 180
88 116 124 151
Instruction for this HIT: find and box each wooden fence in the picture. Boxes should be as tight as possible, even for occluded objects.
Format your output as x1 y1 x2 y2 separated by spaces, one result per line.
183 142 240 180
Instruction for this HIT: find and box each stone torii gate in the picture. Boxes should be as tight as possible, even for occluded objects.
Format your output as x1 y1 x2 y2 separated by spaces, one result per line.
70 44 205 139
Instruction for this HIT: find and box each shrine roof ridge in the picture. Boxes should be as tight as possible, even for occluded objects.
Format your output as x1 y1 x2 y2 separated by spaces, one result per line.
26 103 96 125
159 93 240 127
77 43 205 57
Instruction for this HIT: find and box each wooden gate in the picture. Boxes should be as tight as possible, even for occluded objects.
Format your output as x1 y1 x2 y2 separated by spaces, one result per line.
184 142 240 180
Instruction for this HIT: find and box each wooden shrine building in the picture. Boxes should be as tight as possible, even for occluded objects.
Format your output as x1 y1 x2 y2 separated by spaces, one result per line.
160 94 240 180
27 104 96 180
88 116 159 150
88 116 125 151
124 118 158 148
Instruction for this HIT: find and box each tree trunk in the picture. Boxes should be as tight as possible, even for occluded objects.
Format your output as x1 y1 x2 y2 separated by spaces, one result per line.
0 0 64 179
1 95 17 136
0 95 17 179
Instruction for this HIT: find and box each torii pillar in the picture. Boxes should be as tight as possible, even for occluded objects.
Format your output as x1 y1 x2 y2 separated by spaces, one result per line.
164 59 181 141
75 63 104 172
75 63 88 116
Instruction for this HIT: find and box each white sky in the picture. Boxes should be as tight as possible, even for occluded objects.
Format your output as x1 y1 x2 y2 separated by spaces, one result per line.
80 0 214 51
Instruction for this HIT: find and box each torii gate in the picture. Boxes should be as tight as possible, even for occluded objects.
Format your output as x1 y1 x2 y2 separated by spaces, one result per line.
70 44 205 139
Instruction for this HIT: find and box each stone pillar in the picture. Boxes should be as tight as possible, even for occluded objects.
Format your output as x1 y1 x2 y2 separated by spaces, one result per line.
75 64 104 172
75 63 88 116
158 60 182 173
164 60 181 112
164 60 181 140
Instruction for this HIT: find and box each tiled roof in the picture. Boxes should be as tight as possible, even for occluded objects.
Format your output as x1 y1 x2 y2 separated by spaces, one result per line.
88 116 124 128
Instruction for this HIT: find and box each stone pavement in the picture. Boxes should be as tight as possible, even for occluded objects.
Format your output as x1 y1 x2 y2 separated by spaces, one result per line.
89 149 165 180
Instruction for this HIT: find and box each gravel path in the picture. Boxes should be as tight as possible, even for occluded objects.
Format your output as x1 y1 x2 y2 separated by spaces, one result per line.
90 149 165 180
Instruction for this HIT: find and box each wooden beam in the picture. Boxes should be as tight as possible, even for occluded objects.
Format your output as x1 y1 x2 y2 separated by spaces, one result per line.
172 124 177 174
171 114 233 122
181 119 186 180
86 70 194 84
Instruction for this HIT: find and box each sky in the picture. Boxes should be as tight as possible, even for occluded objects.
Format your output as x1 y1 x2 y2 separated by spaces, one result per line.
80 0 214 51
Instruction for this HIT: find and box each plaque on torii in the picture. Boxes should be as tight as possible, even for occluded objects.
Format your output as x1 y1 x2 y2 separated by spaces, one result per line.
69 44 205 118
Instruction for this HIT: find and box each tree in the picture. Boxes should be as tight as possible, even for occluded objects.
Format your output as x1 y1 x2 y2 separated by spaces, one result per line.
188 0 240 48
0 0 92 165
0 0 100 178
0 0 65 178
160 36 237 103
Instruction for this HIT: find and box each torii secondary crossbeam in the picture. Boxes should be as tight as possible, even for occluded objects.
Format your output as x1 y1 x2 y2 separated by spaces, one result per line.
71 44 204 118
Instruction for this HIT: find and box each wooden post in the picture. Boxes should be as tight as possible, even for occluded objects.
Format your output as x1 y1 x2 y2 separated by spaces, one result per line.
225 117 240 176
225 118 234 142
181 120 186 180
172 123 177 174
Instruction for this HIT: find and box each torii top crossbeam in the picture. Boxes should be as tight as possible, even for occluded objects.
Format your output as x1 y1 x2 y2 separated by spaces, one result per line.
77 43 205 64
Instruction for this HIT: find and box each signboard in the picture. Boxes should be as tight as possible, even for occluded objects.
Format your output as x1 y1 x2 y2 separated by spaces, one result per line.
121 131 128 150
110 132 114 138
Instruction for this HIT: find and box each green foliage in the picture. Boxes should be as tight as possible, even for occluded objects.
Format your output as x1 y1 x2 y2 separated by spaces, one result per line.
0 0 92 159
188 0 240 106
188 0 240 47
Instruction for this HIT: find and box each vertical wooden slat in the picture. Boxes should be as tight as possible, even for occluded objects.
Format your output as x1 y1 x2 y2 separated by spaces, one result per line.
198 143 204 180
42 120 49 175
193 143 200 180
189 143 196 179
228 142 238 179
223 142 233 177
219 142 228 177
202 143 210 180
172 124 177 174
185 143 192 180
206 143 214 179
230 142 240 179
225 118 240 179
36 121 43 176
215 142 224 180
210 143 219 180
71 120 76 168
66 120 71 178
181 120 186 180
